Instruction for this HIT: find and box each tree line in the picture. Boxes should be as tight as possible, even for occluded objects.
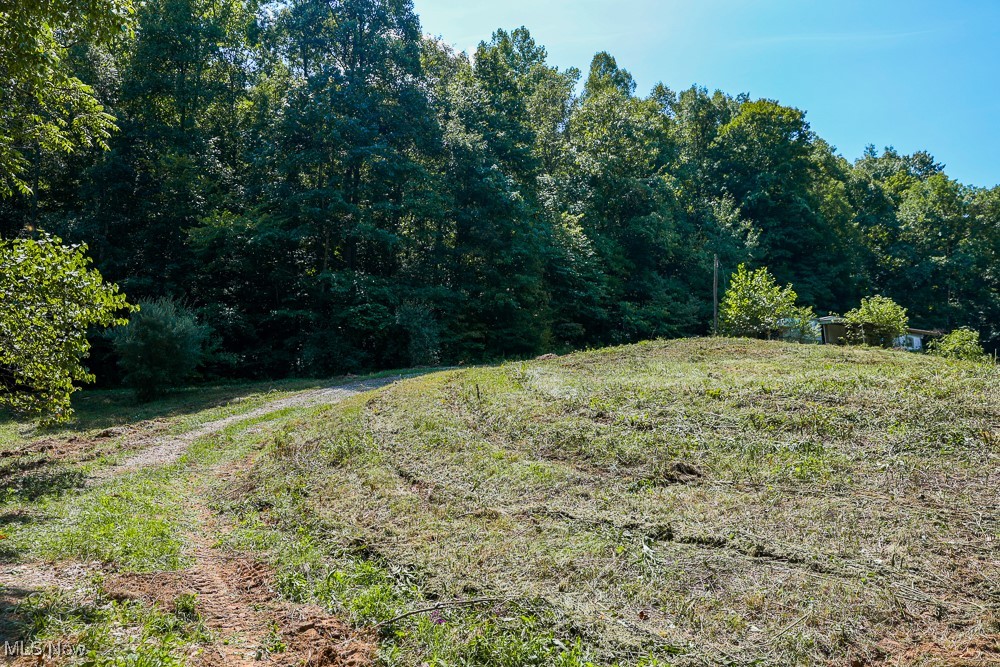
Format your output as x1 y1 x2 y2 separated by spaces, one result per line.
3 0 998 388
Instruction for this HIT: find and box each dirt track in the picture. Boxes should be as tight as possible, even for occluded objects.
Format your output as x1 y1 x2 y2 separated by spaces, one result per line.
89 375 403 480
1 375 405 665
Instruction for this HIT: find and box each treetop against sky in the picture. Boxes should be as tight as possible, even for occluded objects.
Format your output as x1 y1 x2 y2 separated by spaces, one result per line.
414 0 1000 187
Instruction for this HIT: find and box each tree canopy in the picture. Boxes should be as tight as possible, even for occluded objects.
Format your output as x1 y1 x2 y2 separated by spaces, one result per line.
2 0 997 388
845 295 909 348
0 0 134 198
719 264 815 341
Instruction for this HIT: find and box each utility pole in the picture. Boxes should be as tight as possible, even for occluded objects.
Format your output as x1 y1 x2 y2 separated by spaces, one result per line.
713 254 719 335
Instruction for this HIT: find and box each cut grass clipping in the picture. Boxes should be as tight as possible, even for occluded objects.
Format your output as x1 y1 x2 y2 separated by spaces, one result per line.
219 338 999 666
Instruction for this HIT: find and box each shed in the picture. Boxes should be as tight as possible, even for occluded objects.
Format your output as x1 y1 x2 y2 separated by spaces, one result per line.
817 316 847 345
817 316 942 350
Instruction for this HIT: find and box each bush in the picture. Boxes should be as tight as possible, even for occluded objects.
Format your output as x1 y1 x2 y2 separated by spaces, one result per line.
929 327 986 362
719 264 812 341
780 305 821 344
112 298 209 400
396 302 441 366
845 295 908 348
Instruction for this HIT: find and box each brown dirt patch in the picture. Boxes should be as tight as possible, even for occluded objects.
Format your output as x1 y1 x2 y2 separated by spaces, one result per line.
861 633 1000 666
103 541 373 666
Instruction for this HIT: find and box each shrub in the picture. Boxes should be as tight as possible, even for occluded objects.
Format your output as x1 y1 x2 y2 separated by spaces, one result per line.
781 305 821 344
929 327 986 362
112 298 209 400
719 264 811 341
397 302 441 366
844 295 908 348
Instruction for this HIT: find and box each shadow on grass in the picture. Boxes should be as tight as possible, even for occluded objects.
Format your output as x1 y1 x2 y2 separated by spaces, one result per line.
11 469 88 503
0 540 18 563
0 585 105 645
2 367 442 442
0 377 333 442
0 587 29 645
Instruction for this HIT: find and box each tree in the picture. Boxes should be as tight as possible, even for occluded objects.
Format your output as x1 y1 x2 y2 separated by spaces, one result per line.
433 29 551 358
561 52 699 343
0 0 134 198
243 0 443 372
69 0 257 297
112 297 209 400
0 235 133 421
711 99 854 310
6 1 999 380
844 295 908 348
719 264 811 340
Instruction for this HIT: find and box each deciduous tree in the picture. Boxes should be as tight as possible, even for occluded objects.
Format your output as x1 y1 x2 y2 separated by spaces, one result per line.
0 235 133 421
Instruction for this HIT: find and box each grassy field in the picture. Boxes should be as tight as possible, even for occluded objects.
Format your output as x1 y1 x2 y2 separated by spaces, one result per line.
1 339 998 666
0 378 328 510
225 339 1000 666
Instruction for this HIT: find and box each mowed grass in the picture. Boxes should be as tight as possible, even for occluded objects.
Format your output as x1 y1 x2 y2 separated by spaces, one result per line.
0 377 340 509
221 338 1000 666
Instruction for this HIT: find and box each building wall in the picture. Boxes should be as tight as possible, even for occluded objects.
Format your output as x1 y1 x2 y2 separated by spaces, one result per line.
821 323 847 345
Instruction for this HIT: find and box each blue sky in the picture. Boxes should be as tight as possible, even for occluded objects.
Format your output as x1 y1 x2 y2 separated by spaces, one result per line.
412 0 1000 187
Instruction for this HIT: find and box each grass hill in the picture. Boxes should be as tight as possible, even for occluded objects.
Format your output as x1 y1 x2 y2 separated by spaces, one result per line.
1 339 998 666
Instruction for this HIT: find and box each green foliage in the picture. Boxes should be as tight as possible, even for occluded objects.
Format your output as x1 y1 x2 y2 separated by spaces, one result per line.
111 298 209 400
845 295 909 348
397 303 442 366
3 0 997 382
0 0 134 197
0 234 132 422
929 327 987 362
719 264 808 340
36 473 188 571
781 305 821 344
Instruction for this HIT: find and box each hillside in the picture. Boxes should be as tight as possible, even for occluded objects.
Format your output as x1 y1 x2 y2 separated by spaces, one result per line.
1 339 998 666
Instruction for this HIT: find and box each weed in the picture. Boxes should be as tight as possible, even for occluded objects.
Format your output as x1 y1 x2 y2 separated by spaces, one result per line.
29 472 188 572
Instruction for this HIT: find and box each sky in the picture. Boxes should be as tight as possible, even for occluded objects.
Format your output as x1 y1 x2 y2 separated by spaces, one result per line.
412 0 1000 187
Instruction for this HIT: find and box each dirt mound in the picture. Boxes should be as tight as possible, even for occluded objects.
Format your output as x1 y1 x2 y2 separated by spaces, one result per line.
281 607 374 667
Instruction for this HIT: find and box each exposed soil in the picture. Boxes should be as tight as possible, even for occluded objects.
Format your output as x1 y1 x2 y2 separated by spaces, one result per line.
870 633 1000 667
1 376 404 665
104 544 373 666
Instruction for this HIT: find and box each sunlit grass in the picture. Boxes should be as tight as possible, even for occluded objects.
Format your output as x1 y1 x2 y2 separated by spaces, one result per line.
218 338 999 665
